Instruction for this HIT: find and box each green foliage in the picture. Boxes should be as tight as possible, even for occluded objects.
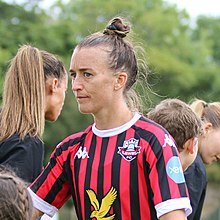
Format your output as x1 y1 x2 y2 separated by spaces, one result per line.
206 162 220 182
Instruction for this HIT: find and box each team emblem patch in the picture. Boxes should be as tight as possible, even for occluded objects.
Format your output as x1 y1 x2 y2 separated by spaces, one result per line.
118 138 141 161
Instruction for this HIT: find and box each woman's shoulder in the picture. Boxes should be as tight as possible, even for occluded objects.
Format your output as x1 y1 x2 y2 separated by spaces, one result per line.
55 125 93 149
136 115 168 136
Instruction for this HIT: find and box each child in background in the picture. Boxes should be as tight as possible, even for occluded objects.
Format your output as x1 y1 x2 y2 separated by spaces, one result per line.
147 98 201 171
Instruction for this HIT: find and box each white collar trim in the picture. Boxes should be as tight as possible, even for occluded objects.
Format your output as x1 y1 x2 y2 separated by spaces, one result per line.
92 112 141 137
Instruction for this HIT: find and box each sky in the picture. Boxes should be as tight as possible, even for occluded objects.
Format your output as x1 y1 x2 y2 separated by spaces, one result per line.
3 0 220 18
164 0 220 18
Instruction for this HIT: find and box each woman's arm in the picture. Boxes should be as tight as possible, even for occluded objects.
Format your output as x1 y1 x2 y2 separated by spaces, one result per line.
159 209 186 220
31 208 44 220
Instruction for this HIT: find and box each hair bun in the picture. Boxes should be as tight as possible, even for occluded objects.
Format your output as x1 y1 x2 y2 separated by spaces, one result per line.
103 17 130 38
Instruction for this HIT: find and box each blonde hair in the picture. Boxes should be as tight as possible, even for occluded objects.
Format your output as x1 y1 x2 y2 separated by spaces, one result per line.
0 45 66 140
190 99 220 129
0 165 32 220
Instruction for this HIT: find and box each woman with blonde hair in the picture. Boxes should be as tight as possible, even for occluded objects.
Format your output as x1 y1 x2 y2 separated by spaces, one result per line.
0 45 68 183
185 99 220 220
0 165 33 220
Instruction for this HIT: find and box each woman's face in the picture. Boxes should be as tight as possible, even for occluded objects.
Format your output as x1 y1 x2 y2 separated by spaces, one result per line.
69 46 117 116
199 123 220 164
45 74 68 121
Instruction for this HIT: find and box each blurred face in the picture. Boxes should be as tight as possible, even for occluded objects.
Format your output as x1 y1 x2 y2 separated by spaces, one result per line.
69 46 116 116
199 123 220 164
45 74 68 121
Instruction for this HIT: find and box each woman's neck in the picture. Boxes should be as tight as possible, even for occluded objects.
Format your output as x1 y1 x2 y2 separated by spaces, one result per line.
94 107 134 130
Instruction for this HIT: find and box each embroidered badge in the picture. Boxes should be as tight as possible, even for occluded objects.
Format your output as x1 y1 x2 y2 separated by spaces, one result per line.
86 187 117 220
118 138 141 161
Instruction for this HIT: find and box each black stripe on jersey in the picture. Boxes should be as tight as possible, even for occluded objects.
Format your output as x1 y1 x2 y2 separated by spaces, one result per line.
44 159 71 204
30 136 84 193
98 137 109 196
84 134 96 220
143 151 157 219
73 134 90 220
130 132 140 220
111 132 126 220
74 150 83 219
132 125 171 201
178 182 187 197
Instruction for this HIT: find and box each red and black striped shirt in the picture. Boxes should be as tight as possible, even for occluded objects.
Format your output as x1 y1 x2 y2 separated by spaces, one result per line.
29 113 191 219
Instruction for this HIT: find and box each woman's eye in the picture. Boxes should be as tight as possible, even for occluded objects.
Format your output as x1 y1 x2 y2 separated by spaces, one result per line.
70 72 76 79
84 72 92 78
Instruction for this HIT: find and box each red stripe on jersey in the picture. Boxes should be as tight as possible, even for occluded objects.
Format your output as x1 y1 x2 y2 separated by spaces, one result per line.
137 145 150 218
136 118 169 147
103 136 117 192
36 147 70 200
141 138 163 205
137 117 185 201
51 181 71 208
119 130 133 220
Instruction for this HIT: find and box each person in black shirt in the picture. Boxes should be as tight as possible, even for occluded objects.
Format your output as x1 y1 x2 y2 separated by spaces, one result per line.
0 45 68 183
185 99 220 220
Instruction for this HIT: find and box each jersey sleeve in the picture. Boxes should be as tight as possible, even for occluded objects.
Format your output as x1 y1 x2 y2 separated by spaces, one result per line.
147 131 192 218
28 139 72 217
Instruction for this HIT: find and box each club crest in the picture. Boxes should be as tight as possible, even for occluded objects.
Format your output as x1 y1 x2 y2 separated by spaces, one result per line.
118 138 141 161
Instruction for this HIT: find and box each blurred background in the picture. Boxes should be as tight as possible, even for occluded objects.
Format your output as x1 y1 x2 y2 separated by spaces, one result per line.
0 0 220 219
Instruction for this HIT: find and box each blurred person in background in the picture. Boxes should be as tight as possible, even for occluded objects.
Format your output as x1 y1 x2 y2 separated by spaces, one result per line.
147 98 201 171
0 165 33 220
0 44 68 183
185 99 220 220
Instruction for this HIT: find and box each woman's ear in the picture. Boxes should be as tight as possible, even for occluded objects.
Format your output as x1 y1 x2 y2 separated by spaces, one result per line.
203 122 213 135
47 78 59 94
184 137 198 154
114 72 127 90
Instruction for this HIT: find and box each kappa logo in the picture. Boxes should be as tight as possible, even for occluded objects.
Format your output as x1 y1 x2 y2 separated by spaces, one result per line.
162 134 176 148
75 146 89 159
118 138 141 162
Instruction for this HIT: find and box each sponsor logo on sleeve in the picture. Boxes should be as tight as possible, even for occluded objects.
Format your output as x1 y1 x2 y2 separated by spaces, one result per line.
166 156 185 183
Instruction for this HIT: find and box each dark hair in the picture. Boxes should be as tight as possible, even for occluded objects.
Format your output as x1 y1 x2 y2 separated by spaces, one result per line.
147 98 201 150
0 165 32 220
76 17 148 111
